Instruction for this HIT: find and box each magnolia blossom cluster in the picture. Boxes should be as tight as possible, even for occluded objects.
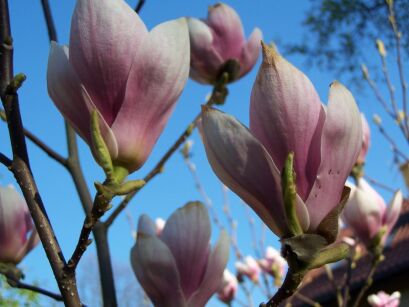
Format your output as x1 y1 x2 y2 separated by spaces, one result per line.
0 186 39 264
47 0 262 175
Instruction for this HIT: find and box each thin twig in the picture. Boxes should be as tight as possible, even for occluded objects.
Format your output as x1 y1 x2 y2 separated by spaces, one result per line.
294 292 322 307
351 253 383 307
378 44 409 138
183 153 225 230
386 0 409 134
364 175 396 193
363 72 394 116
0 152 12 168
324 264 343 307
1 109 67 165
134 0 146 13
0 0 80 305
376 123 409 160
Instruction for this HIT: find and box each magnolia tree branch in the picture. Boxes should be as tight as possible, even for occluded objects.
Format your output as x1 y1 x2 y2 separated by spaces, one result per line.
39 1 118 305
0 109 67 165
0 1 81 305
0 263 73 305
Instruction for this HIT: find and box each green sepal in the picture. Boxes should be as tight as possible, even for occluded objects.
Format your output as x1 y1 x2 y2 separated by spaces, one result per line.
90 109 114 179
282 152 303 236
282 234 327 268
316 186 350 244
308 242 350 269
369 225 387 256
95 179 145 199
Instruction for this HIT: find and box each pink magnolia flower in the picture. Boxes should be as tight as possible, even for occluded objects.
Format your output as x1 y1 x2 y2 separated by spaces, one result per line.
200 43 362 239
47 0 189 173
187 3 262 84
342 178 402 246
357 113 371 164
235 256 261 282
368 291 401 307
131 202 229 307
0 186 39 264
258 246 287 281
217 269 238 304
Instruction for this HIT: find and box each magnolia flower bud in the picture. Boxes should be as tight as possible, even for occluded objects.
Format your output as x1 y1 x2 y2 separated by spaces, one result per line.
47 0 190 174
200 42 362 241
131 202 229 307
235 256 261 282
368 291 400 307
356 113 371 164
217 269 238 304
258 246 287 284
187 3 262 84
0 186 39 264
342 179 402 247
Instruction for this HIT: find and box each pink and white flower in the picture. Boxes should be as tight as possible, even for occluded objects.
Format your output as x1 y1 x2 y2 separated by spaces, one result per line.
188 3 262 84
0 185 39 264
217 269 238 304
200 43 362 240
47 0 190 173
131 202 229 307
368 291 400 307
258 246 287 282
342 179 402 246
235 256 261 282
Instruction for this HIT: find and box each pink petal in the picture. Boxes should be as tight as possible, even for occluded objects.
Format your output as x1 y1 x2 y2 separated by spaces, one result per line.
357 113 371 164
383 190 402 232
187 231 230 307
160 202 211 299
15 215 40 263
200 107 290 237
111 18 189 172
342 180 383 244
306 82 362 230
70 0 148 125
187 18 224 84
239 28 262 78
130 234 186 307
250 43 324 200
206 3 245 60
47 43 118 160
0 186 36 264
137 214 156 236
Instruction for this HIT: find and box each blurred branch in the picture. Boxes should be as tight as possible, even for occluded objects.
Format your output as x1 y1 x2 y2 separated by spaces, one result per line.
351 252 384 307
135 0 146 13
364 175 396 193
0 152 12 168
386 0 409 133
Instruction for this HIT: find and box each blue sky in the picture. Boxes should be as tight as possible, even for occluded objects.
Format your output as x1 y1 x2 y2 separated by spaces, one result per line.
0 0 407 306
